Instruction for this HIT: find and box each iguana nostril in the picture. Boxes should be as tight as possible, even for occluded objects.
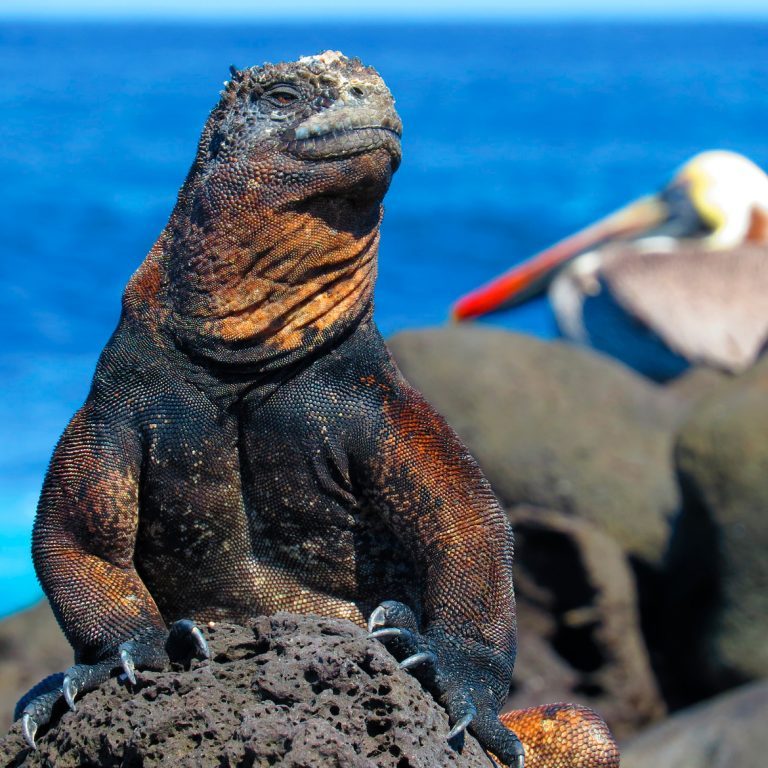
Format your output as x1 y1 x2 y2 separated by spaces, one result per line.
349 86 365 98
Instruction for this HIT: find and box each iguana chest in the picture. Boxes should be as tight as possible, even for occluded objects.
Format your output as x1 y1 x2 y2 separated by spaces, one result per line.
131 384 415 621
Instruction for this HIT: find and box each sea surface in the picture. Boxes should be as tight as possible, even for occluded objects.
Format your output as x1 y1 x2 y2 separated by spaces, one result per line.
1 20 767 618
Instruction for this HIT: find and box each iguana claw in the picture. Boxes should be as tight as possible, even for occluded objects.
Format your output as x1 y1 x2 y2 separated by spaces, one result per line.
399 651 435 669
190 625 210 659
62 675 78 711
120 648 137 685
447 709 475 741
367 605 387 633
368 627 409 640
22 713 37 750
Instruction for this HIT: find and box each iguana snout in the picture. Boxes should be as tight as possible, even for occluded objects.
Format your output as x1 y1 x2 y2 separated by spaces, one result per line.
284 52 402 168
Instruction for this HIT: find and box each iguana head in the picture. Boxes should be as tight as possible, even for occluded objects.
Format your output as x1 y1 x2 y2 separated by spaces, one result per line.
212 50 401 179
128 51 402 370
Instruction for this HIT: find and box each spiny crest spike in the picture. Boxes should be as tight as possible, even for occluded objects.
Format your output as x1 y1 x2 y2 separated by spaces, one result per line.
229 64 241 80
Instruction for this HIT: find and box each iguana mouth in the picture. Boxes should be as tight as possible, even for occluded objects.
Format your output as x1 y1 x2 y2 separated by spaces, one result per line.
285 126 402 169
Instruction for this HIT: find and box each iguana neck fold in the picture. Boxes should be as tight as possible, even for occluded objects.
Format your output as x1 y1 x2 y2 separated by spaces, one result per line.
165 194 379 362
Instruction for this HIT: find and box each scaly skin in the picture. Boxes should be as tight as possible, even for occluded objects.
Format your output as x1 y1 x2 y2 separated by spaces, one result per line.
499 706 620 767
17 51 618 767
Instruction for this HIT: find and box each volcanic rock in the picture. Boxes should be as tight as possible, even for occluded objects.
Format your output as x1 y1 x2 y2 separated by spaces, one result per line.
0 614 490 768
507 506 664 739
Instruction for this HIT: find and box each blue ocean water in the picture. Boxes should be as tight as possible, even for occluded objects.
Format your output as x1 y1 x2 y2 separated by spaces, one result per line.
1 20 767 618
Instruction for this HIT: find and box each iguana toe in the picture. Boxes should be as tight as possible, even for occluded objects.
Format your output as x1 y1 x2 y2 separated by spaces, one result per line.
367 600 420 633
367 602 425 665
62 657 127 711
446 707 476 741
15 672 64 749
165 619 211 663
470 709 525 768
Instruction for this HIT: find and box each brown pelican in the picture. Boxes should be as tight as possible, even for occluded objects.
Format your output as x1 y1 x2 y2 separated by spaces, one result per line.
451 151 768 380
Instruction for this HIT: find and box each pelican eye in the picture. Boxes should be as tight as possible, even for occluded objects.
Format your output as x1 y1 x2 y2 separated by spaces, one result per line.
263 84 301 107
659 181 712 237
659 182 690 208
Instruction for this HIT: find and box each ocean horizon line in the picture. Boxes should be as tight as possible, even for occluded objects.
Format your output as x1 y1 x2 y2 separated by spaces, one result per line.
2 13 768 24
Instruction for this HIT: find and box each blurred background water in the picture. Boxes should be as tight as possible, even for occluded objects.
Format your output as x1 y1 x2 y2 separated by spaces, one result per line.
1 19 768 617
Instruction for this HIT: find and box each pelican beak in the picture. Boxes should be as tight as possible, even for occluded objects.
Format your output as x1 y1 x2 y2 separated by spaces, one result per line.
451 194 670 321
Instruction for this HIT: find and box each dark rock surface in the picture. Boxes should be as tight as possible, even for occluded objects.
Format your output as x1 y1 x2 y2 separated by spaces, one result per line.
620 680 768 768
668 355 768 692
388 327 681 567
0 602 71 735
507 507 664 740
0 614 489 768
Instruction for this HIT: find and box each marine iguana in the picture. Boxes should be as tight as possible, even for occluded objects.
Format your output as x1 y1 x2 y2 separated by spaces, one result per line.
16 51 618 768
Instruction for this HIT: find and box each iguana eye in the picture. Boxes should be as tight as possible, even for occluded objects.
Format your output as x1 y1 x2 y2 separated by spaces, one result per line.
263 84 301 107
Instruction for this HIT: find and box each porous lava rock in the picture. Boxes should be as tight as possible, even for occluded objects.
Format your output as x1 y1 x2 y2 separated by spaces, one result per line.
667 355 768 693
507 507 664 739
0 602 71 734
620 680 768 768
0 614 490 768
388 326 681 568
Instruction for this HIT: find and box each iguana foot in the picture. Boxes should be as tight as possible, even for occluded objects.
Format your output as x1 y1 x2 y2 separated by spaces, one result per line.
368 600 525 768
15 619 209 750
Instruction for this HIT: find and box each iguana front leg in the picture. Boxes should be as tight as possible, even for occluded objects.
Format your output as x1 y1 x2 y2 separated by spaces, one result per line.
17 406 208 748
355 375 524 767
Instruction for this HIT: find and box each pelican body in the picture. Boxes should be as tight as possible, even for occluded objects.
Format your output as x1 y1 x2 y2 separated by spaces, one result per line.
452 151 768 380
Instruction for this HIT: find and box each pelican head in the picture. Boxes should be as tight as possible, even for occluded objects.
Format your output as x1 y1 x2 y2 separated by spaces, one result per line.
452 150 768 321
671 150 768 248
